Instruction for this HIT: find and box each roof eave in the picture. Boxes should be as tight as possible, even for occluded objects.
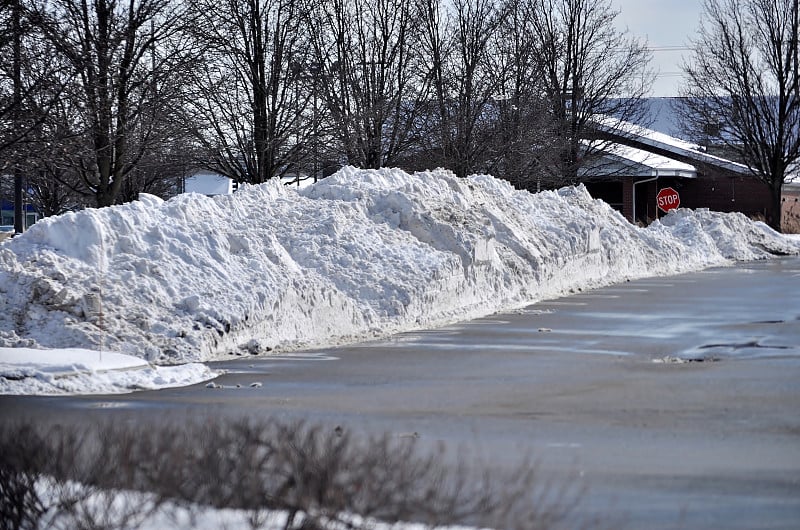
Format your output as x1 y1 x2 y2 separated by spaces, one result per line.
654 169 697 179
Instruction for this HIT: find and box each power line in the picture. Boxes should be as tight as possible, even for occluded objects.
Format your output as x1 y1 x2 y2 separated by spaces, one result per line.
611 45 692 53
646 46 692 52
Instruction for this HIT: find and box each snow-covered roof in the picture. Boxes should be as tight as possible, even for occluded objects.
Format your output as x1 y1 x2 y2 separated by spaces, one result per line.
581 141 697 178
592 116 751 175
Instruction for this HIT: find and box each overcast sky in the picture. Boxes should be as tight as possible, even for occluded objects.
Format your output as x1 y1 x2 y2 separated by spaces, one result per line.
613 0 705 98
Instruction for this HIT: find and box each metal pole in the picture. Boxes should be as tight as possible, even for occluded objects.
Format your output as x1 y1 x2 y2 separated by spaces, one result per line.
313 84 318 182
13 0 24 235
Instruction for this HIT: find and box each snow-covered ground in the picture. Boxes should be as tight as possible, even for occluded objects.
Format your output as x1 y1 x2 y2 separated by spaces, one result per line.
0 347 216 395
1 167 798 395
29 479 482 530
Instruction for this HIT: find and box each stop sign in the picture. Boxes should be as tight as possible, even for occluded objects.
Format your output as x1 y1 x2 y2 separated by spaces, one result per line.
657 187 680 213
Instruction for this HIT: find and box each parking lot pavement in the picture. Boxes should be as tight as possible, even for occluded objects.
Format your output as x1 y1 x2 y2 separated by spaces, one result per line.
2 257 800 528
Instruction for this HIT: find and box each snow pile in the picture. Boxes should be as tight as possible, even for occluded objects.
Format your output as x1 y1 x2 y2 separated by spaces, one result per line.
0 347 216 395
1 167 797 364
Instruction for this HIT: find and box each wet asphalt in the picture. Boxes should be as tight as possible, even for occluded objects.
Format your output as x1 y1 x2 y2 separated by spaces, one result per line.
2 257 800 529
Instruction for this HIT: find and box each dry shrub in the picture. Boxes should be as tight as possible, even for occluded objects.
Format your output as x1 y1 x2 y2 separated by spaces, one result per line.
0 418 587 530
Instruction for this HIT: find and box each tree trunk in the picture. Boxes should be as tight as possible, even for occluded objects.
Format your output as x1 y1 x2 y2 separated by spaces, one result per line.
12 0 24 234
770 182 784 233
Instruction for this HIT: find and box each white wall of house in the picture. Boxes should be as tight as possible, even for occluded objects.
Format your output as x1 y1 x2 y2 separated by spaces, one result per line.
184 171 234 196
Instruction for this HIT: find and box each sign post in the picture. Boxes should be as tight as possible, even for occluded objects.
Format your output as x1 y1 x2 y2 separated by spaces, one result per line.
657 187 681 214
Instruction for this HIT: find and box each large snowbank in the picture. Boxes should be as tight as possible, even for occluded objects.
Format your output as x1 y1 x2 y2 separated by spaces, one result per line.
1 167 798 365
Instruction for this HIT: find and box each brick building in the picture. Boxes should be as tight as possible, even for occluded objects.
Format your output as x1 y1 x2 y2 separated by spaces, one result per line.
581 118 773 225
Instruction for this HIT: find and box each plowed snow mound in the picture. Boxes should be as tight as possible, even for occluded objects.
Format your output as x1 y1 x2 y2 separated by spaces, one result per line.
1 167 797 362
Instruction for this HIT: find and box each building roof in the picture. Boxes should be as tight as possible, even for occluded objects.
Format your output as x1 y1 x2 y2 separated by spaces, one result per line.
591 115 751 176
582 141 697 179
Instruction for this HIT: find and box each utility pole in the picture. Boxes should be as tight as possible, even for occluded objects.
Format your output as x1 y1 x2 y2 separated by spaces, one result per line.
13 0 24 235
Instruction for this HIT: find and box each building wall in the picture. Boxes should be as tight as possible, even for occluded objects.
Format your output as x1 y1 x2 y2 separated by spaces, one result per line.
621 179 660 225
184 171 234 196
610 172 771 225
622 180 633 222
642 181 658 223
783 184 800 234
598 132 776 224
0 200 39 228
634 144 774 221
677 171 772 220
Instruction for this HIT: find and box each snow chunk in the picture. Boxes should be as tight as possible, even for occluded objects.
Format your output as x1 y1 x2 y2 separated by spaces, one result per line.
0 347 217 395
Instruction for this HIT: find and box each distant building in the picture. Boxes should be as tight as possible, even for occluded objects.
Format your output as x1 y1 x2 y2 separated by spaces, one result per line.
783 174 800 233
582 117 772 225
181 170 322 196
183 170 237 196
0 198 39 229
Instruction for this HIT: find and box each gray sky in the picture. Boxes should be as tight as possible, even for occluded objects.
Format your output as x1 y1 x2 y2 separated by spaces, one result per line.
613 0 705 97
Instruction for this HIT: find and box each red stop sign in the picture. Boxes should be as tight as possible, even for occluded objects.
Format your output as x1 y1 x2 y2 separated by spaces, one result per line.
657 187 680 212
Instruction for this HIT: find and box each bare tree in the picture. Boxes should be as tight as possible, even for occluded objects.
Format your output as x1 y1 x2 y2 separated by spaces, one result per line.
483 0 553 189
306 0 426 170
0 0 67 160
116 132 197 203
32 0 199 207
25 164 86 218
679 0 799 231
20 76 99 216
1 0 73 232
524 0 653 188
188 0 312 184
415 0 511 179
